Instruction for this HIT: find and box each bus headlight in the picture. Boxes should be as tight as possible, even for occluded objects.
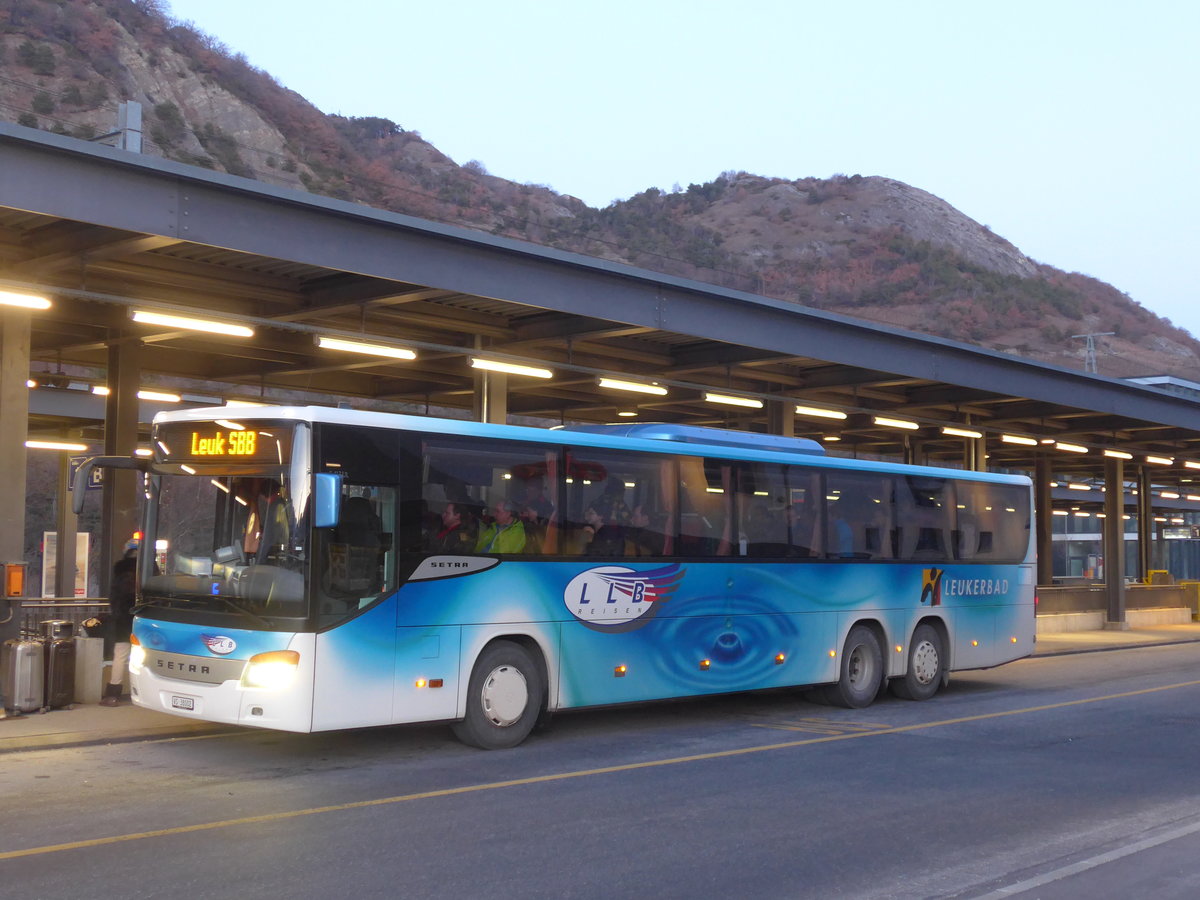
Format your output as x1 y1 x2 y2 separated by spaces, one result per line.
129 634 146 674
242 650 300 690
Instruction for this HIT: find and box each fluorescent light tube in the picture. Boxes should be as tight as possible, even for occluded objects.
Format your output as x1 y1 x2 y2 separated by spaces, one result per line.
132 310 253 337
597 377 668 396
471 358 553 378
704 392 763 409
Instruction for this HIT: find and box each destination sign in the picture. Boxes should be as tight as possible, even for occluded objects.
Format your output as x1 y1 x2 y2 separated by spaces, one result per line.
190 429 258 457
155 421 292 465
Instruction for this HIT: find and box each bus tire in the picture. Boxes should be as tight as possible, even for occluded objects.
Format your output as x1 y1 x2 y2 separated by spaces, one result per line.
452 640 544 750
822 624 883 709
891 623 944 701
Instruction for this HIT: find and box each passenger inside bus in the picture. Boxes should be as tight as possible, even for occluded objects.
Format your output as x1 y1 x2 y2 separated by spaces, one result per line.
428 501 476 554
591 479 631 527
626 505 663 557
520 478 554 521
475 499 526 554
580 503 625 556
237 478 290 561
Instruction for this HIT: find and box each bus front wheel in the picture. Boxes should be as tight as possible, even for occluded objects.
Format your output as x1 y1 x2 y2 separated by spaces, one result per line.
891 623 944 701
822 625 883 709
452 641 544 750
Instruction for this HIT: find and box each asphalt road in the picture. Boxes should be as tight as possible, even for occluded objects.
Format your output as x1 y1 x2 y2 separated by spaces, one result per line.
5 644 1200 899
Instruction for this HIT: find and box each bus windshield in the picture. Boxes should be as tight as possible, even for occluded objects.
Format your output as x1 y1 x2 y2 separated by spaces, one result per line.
141 469 308 624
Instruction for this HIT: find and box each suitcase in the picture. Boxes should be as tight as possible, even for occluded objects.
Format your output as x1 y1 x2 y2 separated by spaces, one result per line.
3 638 45 714
43 637 76 709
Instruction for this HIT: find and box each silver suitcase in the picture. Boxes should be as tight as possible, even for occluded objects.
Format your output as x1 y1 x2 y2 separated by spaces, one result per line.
3 638 46 713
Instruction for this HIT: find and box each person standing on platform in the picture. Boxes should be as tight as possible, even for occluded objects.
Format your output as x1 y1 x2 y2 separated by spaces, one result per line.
101 539 138 707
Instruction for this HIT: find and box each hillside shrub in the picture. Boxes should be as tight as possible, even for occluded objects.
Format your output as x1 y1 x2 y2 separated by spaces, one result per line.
195 122 251 177
85 81 108 105
151 100 186 148
17 39 55 75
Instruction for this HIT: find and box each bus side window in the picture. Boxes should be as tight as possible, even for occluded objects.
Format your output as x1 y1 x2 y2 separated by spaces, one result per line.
320 488 394 614
955 481 1029 561
895 477 952 560
559 450 673 558
787 468 822 557
824 474 895 560
328 496 380 593
677 457 733 557
736 462 820 558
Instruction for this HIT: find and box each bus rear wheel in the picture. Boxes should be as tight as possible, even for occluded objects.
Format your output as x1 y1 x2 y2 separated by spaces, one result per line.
891 623 944 701
822 625 883 709
452 641 544 750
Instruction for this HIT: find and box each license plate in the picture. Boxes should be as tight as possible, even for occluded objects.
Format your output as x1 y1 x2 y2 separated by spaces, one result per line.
170 696 195 711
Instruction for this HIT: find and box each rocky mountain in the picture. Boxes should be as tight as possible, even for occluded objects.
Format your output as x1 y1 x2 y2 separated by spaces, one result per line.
2 0 1197 380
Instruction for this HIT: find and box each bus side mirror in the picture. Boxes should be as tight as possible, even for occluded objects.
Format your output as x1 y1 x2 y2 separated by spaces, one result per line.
71 455 149 514
314 473 341 529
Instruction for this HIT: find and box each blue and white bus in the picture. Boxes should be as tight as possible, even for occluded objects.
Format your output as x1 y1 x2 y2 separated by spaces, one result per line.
85 407 1034 749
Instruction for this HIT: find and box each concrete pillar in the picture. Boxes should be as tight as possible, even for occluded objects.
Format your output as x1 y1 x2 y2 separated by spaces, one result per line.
100 337 142 593
962 434 987 472
0 310 30 561
973 435 987 472
1103 456 1127 628
1035 455 1054 586
1137 467 1153 581
767 398 794 437
54 451 78 599
472 370 507 425
0 309 31 643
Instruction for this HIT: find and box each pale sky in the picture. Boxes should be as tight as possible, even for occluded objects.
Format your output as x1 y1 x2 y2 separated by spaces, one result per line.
167 0 1200 339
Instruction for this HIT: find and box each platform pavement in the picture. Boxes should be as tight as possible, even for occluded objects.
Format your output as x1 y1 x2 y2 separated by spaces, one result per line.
5 622 1200 755
0 699 237 753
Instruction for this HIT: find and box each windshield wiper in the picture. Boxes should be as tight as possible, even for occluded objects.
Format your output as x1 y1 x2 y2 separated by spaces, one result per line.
213 595 275 628
134 590 275 627
133 597 174 613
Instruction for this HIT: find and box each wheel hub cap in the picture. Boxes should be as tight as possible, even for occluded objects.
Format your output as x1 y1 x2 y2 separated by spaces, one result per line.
911 640 939 685
480 664 529 727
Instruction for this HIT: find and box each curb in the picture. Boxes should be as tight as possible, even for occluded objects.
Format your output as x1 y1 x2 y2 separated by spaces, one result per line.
0 718 239 754
1032 636 1200 658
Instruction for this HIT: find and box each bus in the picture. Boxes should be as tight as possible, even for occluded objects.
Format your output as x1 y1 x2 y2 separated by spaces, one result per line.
77 407 1035 749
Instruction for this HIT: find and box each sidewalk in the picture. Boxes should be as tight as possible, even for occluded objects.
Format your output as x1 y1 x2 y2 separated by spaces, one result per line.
5 622 1200 754
0 701 237 754
1032 620 1200 655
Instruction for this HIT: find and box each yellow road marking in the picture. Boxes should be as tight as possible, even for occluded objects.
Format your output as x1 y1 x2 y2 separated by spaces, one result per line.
756 717 890 735
5 677 1200 861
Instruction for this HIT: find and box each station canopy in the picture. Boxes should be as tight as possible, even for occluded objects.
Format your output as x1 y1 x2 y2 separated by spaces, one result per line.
3 123 1200 507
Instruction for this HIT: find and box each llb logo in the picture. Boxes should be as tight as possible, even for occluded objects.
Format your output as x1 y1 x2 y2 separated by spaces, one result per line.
201 634 237 655
563 565 684 632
